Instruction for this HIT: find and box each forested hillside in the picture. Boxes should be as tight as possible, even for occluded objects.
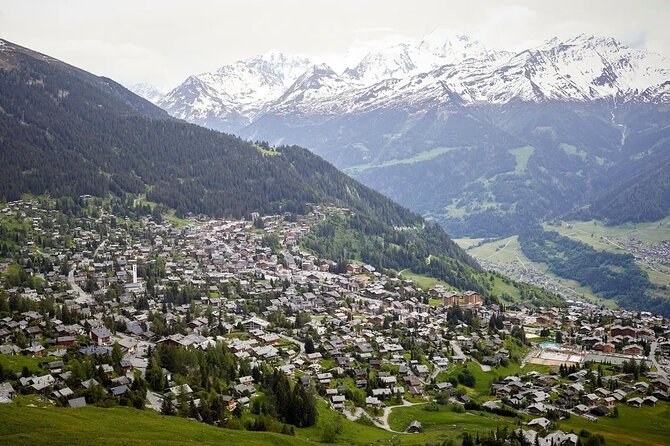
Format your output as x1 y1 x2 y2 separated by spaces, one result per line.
586 147 670 224
0 39 480 289
518 226 670 316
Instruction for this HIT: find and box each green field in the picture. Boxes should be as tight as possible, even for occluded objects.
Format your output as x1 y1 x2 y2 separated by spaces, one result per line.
136 196 193 228
548 219 670 293
388 404 517 440
2 374 666 446
444 200 468 218
464 218 670 307
560 143 587 162
344 147 464 175
385 356 550 441
0 397 519 446
0 355 59 375
385 400 670 446
295 401 395 445
165 212 191 228
490 275 521 302
463 236 608 306
0 400 314 446
467 236 520 263
442 359 552 396
547 218 670 249
399 270 455 292
254 145 282 157
508 146 535 174
558 403 670 446
453 238 485 250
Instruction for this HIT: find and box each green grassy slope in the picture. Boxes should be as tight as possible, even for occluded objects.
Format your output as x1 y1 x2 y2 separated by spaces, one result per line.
558 404 670 446
0 402 316 446
463 236 608 306
548 219 670 300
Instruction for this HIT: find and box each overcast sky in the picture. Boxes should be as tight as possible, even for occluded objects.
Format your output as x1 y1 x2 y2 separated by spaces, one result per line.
0 0 668 90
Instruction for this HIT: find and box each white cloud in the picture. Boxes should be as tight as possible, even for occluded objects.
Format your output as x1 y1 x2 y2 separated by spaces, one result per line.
0 0 667 89
42 40 165 85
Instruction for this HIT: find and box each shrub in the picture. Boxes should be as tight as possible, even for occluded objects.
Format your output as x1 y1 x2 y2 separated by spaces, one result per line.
424 402 440 412
450 403 465 413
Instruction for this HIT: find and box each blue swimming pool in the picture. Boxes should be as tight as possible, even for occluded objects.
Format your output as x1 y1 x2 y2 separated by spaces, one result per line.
539 342 559 350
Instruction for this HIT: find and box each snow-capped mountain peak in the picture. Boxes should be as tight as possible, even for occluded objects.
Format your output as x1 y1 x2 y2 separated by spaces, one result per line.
156 52 316 132
127 82 165 104
140 33 669 133
341 32 506 86
485 34 670 103
416 30 493 63
343 43 417 84
216 51 314 88
268 63 352 114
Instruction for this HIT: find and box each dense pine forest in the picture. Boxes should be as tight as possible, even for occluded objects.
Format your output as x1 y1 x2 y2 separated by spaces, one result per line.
585 155 670 225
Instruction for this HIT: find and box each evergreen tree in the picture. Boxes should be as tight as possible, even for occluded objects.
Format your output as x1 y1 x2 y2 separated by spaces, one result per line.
304 337 315 354
161 396 175 416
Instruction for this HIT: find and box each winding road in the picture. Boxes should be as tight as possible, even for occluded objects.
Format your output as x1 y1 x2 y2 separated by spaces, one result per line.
278 333 305 359
344 399 428 433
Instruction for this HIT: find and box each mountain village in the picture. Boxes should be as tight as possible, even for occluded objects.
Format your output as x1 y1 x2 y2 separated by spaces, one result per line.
1 198 669 444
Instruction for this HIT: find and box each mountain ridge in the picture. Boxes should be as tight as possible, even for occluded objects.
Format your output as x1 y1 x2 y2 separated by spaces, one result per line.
142 33 670 132
0 37 503 295
131 33 670 238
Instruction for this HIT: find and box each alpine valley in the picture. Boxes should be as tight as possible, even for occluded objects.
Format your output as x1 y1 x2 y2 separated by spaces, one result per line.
137 32 670 238
3 9 670 446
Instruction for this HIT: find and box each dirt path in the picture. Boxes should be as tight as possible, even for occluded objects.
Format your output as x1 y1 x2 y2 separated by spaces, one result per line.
345 400 428 433
515 254 527 270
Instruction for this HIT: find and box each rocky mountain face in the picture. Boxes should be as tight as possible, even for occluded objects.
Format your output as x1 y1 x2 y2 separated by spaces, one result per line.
135 33 670 236
151 33 669 125
156 52 313 133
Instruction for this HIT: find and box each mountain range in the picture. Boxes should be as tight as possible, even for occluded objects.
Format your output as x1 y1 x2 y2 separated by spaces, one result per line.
0 37 661 312
133 32 670 237
0 37 517 298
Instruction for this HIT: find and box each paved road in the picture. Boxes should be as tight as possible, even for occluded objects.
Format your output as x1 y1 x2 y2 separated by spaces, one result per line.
68 266 92 303
279 333 305 359
429 366 444 381
93 239 107 257
649 341 667 379
67 239 107 303
451 341 467 361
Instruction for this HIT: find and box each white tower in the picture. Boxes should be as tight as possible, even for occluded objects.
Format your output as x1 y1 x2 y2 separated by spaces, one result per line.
132 263 137 284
